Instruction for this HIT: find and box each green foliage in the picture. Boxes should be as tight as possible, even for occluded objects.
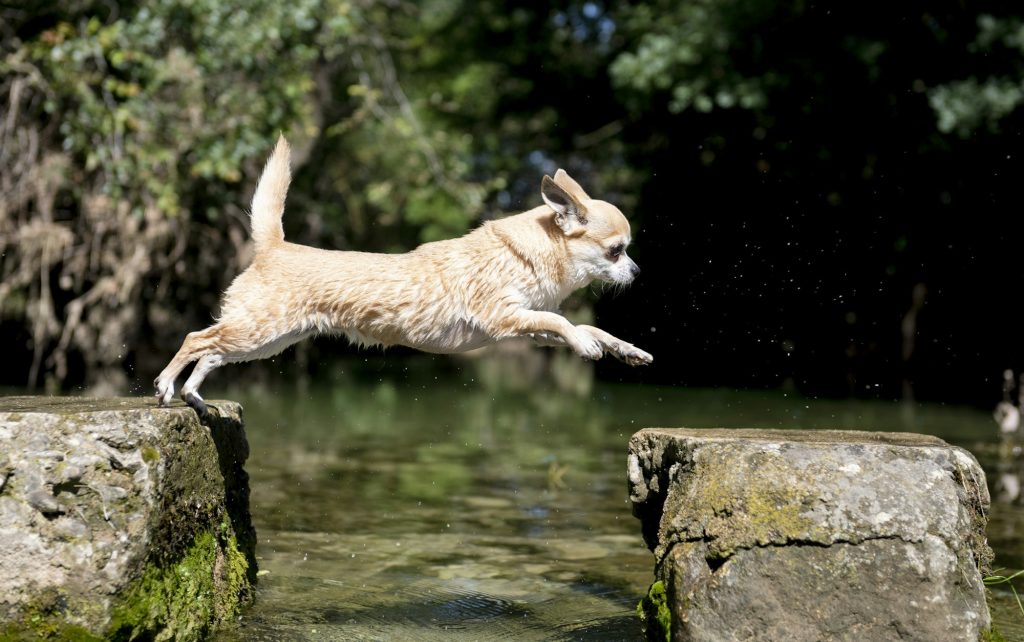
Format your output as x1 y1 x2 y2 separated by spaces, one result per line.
611 3 1024 138
5 0 1024 391
985 568 1024 617
405 187 471 242
610 1 781 114
18 0 350 208
0 0 365 389
0 0 495 387
930 15 1024 136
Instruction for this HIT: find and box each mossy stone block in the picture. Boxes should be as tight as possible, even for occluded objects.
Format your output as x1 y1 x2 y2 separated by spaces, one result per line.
0 397 256 641
628 428 991 641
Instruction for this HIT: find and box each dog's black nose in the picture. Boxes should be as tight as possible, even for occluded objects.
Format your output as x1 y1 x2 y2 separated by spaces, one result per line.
631 263 641 277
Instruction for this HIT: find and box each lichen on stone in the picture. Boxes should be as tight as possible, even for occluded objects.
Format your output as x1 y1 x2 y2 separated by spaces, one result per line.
140 445 160 464
678 448 818 560
950 449 994 576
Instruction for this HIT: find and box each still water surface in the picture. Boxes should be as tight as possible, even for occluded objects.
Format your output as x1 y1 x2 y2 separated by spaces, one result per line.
210 379 1024 641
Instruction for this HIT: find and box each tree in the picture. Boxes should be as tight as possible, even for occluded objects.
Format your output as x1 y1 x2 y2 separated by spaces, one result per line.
0 0 489 390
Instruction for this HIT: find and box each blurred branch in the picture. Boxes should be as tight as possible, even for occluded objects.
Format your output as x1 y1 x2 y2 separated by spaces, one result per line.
347 23 456 196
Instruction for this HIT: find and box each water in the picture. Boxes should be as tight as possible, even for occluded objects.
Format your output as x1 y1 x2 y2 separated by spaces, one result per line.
209 377 1024 640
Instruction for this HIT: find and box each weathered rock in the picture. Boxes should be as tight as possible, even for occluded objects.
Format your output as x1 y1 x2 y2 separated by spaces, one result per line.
628 428 993 642
0 397 255 641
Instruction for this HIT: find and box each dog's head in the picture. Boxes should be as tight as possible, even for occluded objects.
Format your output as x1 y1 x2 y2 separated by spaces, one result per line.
541 169 639 286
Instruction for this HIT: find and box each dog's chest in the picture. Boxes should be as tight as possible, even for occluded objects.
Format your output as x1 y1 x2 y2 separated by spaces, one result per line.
522 279 578 313
426 317 492 352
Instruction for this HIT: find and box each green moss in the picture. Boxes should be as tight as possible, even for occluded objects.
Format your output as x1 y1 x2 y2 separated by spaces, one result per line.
637 580 671 642
107 520 252 642
0 624 100 642
0 600 102 642
0 620 100 642
980 625 1006 642
140 445 160 464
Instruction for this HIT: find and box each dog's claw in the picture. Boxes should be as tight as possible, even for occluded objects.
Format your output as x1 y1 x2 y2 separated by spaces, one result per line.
155 380 174 407
620 346 653 366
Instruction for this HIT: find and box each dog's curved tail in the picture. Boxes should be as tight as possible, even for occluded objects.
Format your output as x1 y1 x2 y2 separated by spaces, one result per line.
249 134 290 251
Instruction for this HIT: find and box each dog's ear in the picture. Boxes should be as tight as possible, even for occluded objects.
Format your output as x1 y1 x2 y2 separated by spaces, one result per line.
553 168 590 201
542 175 587 235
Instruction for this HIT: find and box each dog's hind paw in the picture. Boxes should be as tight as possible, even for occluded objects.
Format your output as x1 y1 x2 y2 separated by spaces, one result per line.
182 391 208 418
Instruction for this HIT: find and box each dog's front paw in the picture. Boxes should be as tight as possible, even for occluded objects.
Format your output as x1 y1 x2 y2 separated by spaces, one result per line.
621 345 653 366
154 378 174 407
571 329 604 361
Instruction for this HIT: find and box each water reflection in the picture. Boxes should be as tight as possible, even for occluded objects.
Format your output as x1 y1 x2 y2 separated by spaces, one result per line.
994 369 1024 505
209 376 1023 640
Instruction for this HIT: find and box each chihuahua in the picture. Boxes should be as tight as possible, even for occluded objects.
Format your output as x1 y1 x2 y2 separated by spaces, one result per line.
155 136 652 413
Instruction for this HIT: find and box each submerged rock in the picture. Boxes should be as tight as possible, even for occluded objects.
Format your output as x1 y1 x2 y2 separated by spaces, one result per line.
0 397 255 641
628 428 993 642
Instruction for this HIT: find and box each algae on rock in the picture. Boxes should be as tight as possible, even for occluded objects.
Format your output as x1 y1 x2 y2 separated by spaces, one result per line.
636 580 671 642
0 397 256 641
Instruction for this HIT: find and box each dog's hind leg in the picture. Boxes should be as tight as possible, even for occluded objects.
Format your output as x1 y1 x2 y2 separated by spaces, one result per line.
154 328 217 406
179 353 225 416
158 319 311 412
154 323 240 407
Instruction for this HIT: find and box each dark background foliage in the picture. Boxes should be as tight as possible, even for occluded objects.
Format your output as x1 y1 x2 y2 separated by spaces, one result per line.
3 0 1023 405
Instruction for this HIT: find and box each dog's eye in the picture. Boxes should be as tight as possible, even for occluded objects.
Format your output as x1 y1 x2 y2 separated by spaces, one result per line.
608 244 624 259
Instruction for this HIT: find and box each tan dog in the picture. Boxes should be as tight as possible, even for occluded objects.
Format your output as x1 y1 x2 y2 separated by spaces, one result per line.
155 136 652 413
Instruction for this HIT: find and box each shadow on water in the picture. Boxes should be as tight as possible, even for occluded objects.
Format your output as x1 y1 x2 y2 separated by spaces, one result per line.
205 373 1024 640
